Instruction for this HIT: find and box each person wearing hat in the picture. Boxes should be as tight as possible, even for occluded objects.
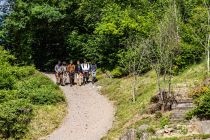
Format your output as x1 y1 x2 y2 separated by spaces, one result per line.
67 60 75 86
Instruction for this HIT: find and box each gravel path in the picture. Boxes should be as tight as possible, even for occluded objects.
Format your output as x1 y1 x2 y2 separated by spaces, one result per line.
43 74 114 140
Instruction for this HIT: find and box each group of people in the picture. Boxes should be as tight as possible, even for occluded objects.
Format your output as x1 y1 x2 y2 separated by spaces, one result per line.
54 59 97 86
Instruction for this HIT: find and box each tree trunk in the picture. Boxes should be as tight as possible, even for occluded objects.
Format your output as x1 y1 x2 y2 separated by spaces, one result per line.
132 74 137 103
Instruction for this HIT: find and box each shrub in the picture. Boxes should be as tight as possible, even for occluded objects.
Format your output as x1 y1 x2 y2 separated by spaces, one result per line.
0 90 19 103
0 74 15 89
0 66 35 90
11 66 36 79
14 74 59 91
188 86 209 99
0 99 33 139
173 42 204 73
29 88 65 105
189 93 210 120
111 67 126 78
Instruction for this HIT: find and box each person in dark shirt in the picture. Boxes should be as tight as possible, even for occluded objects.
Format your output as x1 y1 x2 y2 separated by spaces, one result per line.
91 61 97 84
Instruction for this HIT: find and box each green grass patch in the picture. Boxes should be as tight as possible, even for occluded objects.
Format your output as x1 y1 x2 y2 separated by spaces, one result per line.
99 62 208 139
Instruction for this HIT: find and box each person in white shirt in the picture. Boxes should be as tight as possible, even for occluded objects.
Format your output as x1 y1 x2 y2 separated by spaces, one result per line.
55 61 62 84
81 59 90 84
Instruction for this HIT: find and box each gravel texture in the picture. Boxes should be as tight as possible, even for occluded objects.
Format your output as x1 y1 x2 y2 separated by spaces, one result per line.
42 74 114 140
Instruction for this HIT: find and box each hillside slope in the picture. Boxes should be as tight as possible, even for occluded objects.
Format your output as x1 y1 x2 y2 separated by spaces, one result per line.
98 62 207 139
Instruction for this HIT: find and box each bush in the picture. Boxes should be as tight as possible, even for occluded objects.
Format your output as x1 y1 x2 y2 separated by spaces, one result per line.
0 66 35 90
13 74 64 105
189 93 210 120
0 99 33 139
111 67 127 78
11 66 36 79
174 42 204 73
188 86 209 99
30 88 65 105
0 74 15 89
0 90 19 103
14 74 59 91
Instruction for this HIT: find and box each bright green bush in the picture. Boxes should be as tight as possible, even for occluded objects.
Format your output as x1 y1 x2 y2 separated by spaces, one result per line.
0 90 19 103
11 66 36 79
30 88 64 105
111 67 127 78
0 99 33 139
13 74 64 105
0 66 35 89
14 74 58 91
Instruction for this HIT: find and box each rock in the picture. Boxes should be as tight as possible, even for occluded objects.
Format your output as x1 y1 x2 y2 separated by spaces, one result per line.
156 129 164 136
199 120 210 134
141 132 149 140
120 129 136 140
138 124 149 131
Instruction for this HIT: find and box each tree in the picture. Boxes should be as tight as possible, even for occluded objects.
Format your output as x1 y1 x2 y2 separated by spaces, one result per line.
149 0 179 111
119 36 149 102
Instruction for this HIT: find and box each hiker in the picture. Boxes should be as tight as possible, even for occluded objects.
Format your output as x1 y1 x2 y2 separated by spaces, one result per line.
91 61 97 84
61 61 68 86
81 59 90 84
55 61 62 85
67 60 75 86
75 60 83 86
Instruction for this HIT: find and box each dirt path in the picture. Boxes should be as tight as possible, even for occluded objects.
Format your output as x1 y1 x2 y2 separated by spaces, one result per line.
43 74 114 140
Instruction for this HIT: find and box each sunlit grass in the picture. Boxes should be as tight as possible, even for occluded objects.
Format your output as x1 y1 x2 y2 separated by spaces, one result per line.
99 61 208 139
23 103 67 140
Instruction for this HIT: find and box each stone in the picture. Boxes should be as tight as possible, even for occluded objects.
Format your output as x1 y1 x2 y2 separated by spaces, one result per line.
138 124 149 131
156 129 164 136
200 120 210 134
120 129 136 140
141 132 149 140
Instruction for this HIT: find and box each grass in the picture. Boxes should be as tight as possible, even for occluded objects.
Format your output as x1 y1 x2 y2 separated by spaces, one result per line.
151 134 210 140
23 103 67 140
98 62 208 140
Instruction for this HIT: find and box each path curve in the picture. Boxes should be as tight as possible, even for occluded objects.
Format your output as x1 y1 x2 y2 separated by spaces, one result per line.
43 74 114 140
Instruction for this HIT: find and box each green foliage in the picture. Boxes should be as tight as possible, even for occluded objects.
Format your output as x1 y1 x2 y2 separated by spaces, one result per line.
189 92 210 120
0 99 33 139
160 116 169 128
13 74 64 105
174 42 204 73
0 90 18 103
0 49 65 138
30 88 64 105
31 4 64 22
111 67 126 78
